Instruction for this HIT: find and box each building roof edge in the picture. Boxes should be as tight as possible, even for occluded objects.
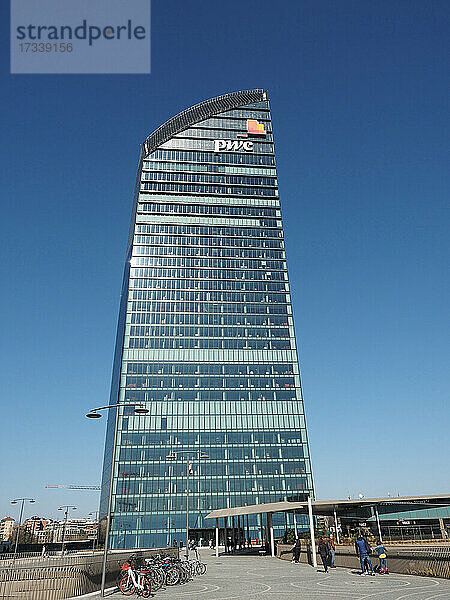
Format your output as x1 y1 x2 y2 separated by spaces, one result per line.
142 89 267 157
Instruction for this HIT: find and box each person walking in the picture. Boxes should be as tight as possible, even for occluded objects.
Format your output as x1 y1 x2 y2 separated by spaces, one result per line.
291 537 302 563
173 539 177 547
306 541 312 565
355 533 374 576
374 540 388 574
329 536 336 568
317 537 330 573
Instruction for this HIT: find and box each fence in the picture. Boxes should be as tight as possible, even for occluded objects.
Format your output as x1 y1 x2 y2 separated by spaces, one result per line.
277 543 450 579
0 547 178 599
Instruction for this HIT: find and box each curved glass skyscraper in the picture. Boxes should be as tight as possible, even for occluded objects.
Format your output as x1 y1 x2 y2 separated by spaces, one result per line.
100 89 314 549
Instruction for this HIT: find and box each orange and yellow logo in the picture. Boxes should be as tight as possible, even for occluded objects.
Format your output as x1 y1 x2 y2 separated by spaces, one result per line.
237 119 266 138
247 119 266 136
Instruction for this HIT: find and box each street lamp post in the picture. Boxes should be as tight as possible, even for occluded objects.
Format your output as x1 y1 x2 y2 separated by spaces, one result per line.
11 498 35 563
89 511 99 553
86 402 148 598
166 450 208 560
58 505 77 555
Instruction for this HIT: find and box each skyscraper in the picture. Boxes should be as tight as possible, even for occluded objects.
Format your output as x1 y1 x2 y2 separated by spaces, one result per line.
100 89 314 549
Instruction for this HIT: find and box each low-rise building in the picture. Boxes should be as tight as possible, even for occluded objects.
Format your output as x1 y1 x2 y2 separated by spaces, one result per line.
0 517 15 542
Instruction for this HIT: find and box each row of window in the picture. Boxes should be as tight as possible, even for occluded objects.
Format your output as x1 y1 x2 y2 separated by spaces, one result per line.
124 391 298 403
130 313 288 326
135 223 281 238
137 202 279 218
221 107 270 119
175 126 274 142
133 244 284 259
118 461 307 478
195 115 271 129
142 161 276 176
125 363 294 375
117 476 307 496
129 325 289 337
130 268 285 281
119 430 303 446
119 445 304 462
134 234 283 249
139 197 280 213
141 182 278 197
164 137 274 153
148 149 275 166
160 138 274 155
130 256 286 271
142 170 276 187
127 338 292 350
125 375 295 388
129 279 287 293
130 298 288 315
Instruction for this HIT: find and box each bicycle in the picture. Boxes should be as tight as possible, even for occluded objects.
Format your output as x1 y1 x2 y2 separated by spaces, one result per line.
118 558 152 597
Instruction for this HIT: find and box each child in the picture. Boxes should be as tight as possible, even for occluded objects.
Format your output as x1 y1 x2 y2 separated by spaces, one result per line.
374 540 388 574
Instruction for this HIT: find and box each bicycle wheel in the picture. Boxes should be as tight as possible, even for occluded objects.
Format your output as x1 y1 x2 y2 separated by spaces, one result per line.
140 576 152 598
118 575 135 595
149 567 164 591
165 566 180 585
198 562 207 575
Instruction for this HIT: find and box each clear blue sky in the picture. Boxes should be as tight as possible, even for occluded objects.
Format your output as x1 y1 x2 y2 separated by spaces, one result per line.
0 1 448 522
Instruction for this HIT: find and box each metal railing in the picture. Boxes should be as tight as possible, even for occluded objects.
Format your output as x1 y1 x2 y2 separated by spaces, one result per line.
277 543 450 579
0 547 178 599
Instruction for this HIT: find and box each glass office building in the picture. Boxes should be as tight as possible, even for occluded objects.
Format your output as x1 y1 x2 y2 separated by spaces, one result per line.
100 89 314 548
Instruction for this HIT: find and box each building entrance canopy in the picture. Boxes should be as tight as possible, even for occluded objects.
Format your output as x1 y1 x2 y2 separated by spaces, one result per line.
205 494 450 564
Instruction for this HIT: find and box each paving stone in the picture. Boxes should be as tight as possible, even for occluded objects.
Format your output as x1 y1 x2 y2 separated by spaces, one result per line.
107 549 450 600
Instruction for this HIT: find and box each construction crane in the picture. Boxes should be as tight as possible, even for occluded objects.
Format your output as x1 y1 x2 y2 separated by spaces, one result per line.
45 484 101 491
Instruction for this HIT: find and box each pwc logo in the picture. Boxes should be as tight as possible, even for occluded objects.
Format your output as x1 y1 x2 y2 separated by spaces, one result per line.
214 139 254 152
213 119 266 153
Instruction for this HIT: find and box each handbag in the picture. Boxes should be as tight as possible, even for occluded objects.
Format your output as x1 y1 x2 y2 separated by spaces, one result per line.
379 553 386 559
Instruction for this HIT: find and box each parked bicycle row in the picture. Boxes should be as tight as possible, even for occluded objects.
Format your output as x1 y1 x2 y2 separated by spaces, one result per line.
118 552 207 597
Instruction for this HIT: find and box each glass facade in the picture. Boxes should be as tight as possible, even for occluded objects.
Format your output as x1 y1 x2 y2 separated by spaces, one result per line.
100 89 314 548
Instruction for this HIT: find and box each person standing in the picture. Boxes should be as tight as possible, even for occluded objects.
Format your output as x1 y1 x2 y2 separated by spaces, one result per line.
355 533 374 576
291 537 302 563
317 537 330 573
374 540 388 574
329 536 336 568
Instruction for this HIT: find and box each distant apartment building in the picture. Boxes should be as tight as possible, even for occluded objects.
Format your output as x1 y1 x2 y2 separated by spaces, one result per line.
35 518 97 543
23 517 47 536
0 517 15 541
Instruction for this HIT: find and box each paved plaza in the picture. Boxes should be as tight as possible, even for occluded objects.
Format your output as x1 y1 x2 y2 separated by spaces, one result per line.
106 549 450 600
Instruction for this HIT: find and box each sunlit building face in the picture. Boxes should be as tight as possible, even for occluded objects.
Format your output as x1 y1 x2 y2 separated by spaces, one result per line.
100 89 314 549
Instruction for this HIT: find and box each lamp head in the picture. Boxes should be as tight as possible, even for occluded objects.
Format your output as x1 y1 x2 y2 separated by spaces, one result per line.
133 406 149 415
86 411 102 419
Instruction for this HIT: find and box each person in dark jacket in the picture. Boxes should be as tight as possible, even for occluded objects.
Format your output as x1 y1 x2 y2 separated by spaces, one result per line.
317 537 330 572
306 542 312 565
291 537 302 563
355 534 374 575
